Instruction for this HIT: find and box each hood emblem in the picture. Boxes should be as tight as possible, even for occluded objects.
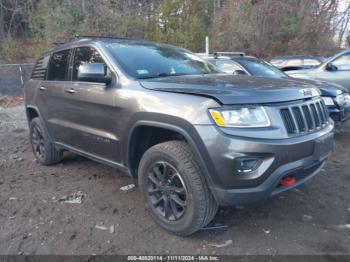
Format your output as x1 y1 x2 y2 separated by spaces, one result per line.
300 88 313 96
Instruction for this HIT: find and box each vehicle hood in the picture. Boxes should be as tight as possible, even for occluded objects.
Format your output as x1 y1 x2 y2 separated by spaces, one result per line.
286 78 348 97
139 74 320 105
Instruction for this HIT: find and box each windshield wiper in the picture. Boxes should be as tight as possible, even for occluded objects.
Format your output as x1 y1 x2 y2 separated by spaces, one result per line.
137 73 190 79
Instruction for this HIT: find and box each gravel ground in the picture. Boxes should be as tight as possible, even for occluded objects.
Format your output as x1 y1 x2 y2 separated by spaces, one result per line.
0 106 349 255
0 96 24 109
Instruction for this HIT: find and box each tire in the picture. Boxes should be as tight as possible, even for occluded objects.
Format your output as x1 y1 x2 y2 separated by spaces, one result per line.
138 141 218 236
29 117 63 165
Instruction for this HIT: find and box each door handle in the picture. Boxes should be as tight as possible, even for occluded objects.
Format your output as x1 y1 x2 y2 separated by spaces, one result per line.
38 86 46 91
65 88 76 94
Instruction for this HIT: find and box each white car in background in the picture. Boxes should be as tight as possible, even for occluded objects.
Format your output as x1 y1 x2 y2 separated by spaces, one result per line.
286 49 350 92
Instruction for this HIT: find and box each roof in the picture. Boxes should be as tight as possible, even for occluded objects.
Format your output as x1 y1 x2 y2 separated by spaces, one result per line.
43 36 167 56
270 55 325 61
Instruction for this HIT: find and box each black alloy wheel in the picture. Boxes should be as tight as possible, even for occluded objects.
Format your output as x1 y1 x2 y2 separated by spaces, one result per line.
31 124 46 161
146 161 187 221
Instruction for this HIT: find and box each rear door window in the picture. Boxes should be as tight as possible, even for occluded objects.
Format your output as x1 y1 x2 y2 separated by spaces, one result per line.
47 49 72 81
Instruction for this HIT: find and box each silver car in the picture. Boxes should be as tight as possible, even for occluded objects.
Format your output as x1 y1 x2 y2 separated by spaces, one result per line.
286 49 350 91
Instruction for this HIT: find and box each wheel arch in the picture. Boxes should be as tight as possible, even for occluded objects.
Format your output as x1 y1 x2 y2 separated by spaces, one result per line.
25 106 54 143
26 106 39 122
126 120 219 202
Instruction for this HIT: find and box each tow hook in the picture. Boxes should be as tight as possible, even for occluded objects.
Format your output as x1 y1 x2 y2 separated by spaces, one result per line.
279 177 296 187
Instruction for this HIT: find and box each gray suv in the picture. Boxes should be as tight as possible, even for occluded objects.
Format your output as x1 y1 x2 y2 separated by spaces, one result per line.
24 37 334 235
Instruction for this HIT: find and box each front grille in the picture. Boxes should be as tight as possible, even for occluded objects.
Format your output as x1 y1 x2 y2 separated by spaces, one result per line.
280 99 329 135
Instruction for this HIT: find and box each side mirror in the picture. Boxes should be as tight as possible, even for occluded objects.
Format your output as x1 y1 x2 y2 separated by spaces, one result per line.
233 70 247 75
78 63 112 84
325 63 337 72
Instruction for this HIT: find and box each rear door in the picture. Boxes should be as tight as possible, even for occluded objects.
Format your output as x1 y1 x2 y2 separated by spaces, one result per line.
36 49 72 142
58 46 121 162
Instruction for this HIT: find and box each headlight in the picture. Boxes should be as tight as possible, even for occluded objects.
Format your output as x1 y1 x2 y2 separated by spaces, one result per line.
335 93 350 105
344 94 350 105
209 106 271 128
323 97 334 106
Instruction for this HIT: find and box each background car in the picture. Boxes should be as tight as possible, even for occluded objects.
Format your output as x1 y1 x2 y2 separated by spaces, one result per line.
285 50 350 92
206 55 350 125
270 55 326 71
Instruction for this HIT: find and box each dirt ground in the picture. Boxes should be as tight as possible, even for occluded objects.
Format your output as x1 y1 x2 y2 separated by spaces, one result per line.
0 96 24 108
0 105 349 255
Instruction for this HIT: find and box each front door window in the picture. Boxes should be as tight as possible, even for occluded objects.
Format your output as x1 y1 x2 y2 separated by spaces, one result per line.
332 53 350 71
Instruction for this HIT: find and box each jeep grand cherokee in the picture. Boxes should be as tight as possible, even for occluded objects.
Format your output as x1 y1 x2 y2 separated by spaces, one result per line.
24 37 334 235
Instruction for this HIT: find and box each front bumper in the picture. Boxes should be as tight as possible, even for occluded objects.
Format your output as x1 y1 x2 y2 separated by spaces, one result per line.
194 123 334 206
212 157 325 206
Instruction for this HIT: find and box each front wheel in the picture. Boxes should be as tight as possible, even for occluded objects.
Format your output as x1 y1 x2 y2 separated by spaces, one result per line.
138 141 218 236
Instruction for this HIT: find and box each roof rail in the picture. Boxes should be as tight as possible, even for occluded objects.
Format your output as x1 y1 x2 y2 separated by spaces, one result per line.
74 34 130 40
52 42 66 47
213 52 245 58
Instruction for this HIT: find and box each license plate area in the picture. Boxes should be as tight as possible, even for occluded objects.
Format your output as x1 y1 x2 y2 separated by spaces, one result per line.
314 133 334 161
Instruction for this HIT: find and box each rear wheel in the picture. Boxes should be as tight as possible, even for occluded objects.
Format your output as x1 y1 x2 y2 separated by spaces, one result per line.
138 141 218 236
30 117 63 165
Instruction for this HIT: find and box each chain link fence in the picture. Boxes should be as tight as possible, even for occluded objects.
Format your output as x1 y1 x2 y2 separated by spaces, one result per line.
0 63 34 96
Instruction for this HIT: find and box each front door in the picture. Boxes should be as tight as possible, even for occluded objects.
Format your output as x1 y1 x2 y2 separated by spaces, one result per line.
59 46 121 163
316 52 350 91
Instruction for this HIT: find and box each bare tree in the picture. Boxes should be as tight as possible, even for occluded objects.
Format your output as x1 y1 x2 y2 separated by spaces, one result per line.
336 3 350 47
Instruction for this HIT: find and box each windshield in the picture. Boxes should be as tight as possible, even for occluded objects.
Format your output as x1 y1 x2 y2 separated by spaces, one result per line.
104 42 219 79
238 59 288 79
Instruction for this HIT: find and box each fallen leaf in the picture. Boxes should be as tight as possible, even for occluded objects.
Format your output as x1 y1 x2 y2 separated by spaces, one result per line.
120 184 135 191
208 239 232 248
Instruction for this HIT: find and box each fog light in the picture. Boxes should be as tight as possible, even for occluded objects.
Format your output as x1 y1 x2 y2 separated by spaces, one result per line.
235 157 262 174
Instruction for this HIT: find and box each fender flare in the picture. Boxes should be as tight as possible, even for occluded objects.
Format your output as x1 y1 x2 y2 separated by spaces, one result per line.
126 119 221 202
25 106 54 143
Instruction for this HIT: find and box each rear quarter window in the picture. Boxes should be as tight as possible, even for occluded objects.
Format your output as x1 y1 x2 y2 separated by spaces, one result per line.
31 55 50 80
